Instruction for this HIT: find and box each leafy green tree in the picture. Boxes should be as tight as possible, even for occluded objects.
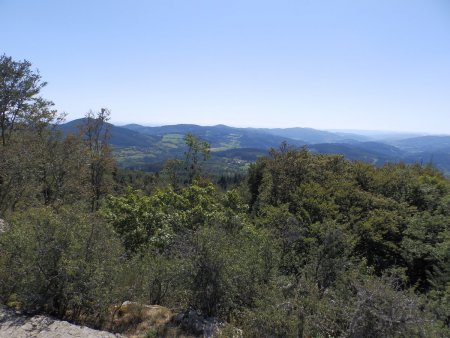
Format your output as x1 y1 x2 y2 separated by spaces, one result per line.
0 54 55 146
161 158 184 190
36 132 89 207
104 182 221 253
183 133 210 184
103 188 172 253
80 109 115 211
0 55 62 215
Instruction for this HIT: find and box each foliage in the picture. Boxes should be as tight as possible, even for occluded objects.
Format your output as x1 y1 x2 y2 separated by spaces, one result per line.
183 132 211 184
0 54 55 146
188 224 277 318
0 207 123 324
103 182 221 253
80 109 116 211
1 54 450 337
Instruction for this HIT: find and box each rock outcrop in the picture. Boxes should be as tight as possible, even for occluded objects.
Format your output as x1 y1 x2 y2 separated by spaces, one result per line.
172 309 243 338
0 306 122 338
0 219 7 234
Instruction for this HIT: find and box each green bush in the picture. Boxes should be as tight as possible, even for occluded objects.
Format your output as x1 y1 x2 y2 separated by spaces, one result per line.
0 207 124 325
189 224 278 319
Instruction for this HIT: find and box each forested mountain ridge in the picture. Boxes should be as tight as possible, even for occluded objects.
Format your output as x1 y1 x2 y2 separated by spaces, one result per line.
121 122 308 149
390 135 450 152
59 120 450 175
59 118 159 147
256 126 370 143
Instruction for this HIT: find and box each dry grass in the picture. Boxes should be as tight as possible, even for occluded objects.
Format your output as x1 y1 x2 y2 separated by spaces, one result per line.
108 302 200 338
107 302 244 337
109 302 171 335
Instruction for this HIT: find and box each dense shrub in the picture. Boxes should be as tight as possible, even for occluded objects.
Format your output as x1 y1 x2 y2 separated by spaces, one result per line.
0 207 123 325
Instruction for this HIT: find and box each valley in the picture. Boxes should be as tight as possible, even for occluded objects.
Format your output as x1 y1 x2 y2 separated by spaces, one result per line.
60 119 450 175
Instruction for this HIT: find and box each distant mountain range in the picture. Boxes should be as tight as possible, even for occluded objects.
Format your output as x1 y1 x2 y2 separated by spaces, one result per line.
59 119 450 175
59 119 159 147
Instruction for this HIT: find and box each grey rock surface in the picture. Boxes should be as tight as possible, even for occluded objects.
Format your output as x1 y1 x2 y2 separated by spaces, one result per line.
173 309 243 338
0 306 122 338
0 219 7 233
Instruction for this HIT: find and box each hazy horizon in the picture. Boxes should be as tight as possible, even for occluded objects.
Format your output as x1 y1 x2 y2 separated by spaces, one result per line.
81 118 441 136
79 117 447 135
2 0 450 133
110 118 427 133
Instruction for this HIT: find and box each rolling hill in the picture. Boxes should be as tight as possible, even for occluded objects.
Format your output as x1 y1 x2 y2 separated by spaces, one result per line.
58 120 450 175
257 127 369 143
58 119 159 147
122 123 307 150
390 136 450 152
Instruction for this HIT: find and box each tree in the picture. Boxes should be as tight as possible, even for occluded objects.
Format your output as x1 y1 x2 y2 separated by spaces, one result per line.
183 133 210 184
0 55 60 214
161 158 183 190
79 109 115 211
0 54 55 146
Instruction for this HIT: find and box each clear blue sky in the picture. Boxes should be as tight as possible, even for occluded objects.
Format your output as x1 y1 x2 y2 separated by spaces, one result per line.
2 0 450 133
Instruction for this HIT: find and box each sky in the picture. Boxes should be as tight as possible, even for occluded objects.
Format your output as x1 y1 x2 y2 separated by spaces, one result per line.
1 0 450 133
